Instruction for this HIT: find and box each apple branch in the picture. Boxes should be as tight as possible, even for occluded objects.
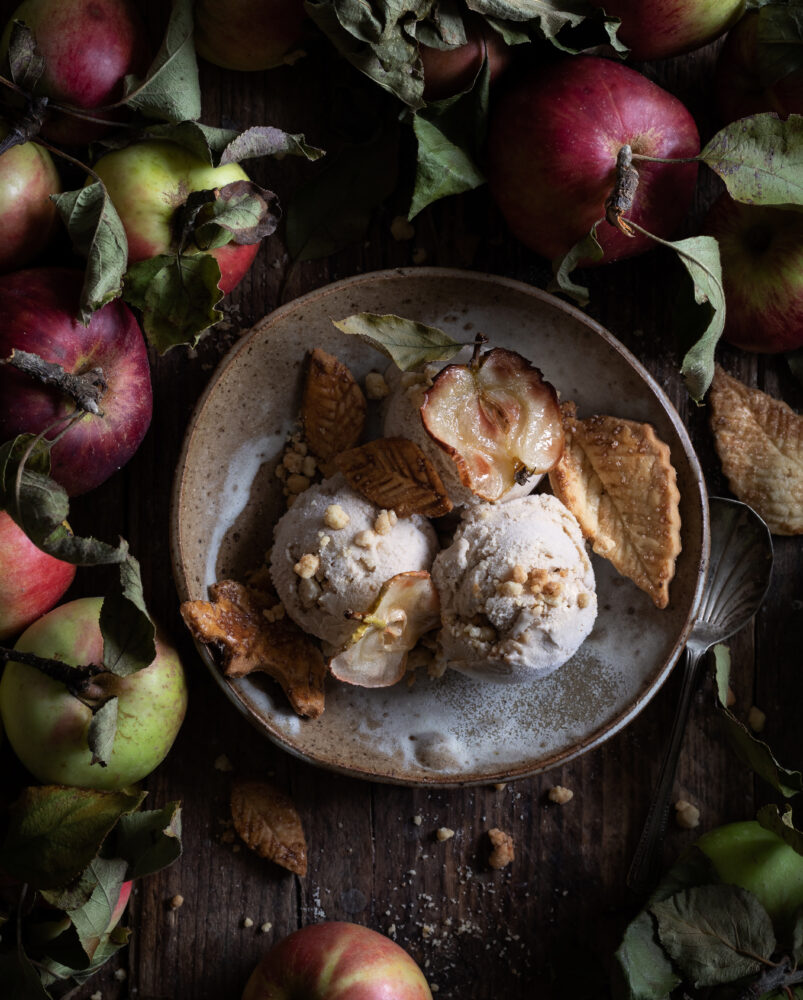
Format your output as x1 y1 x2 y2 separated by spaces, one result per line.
0 646 103 688
2 349 107 415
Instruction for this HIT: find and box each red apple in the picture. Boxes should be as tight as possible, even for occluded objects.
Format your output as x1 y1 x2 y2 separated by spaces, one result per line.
714 11 803 123
0 126 60 273
0 511 75 641
194 0 306 72
92 141 260 294
589 0 744 60
487 56 700 264
421 18 512 102
0 0 148 144
0 268 152 496
702 194 803 353
243 922 432 1000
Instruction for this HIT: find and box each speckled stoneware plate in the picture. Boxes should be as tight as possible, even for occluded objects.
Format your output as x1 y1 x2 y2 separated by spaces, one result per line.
171 267 709 786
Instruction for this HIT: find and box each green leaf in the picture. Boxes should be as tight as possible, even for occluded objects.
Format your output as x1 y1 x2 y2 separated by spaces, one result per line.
100 554 156 677
285 122 399 261
194 181 280 249
652 884 775 987
467 0 627 53
613 911 680 1000
333 312 462 370
0 950 51 999
86 697 118 767
0 786 144 889
122 0 200 122
714 644 803 797
757 802 803 855
123 252 224 352
7 19 43 91
757 2 803 88
701 114 803 208
114 802 182 878
67 858 128 961
52 182 128 323
548 223 604 306
219 126 325 165
408 57 489 218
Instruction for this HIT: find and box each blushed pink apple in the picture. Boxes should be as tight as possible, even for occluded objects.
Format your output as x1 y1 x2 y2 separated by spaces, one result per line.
702 194 803 353
194 0 306 72
589 0 744 60
0 0 148 144
0 126 61 273
714 10 803 123
487 56 700 264
243 922 433 1000
421 18 511 102
0 597 188 790
0 511 75 641
0 268 153 496
92 141 260 294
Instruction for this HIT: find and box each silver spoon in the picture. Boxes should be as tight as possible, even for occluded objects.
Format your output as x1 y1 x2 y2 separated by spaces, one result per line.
627 496 774 896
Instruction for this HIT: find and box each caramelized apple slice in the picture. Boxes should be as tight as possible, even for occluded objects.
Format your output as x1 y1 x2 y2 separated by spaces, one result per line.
421 347 564 501
329 572 440 688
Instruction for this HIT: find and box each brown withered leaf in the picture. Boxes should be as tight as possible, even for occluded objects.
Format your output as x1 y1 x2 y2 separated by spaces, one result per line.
180 580 326 719
710 366 803 535
549 402 682 609
336 436 453 517
301 348 366 465
230 778 307 876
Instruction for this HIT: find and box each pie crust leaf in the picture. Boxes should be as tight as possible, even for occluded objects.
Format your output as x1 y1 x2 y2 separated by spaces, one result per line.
548 402 682 609
301 348 366 465
180 579 326 719
710 366 803 536
336 436 454 517
230 778 307 876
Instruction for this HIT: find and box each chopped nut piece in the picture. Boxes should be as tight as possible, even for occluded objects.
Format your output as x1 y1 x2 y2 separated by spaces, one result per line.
548 785 574 805
498 580 524 597
488 828 514 869
511 565 528 584
577 592 591 609
260 922 273 933
170 894 184 909
231 777 308 876
114 969 127 982
298 577 322 609
302 348 366 465
324 503 350 530
302 455 317 478
293 553 319 579
283 451 305 474
365 371 390 400
275 464 287 481
675 800 700 829
286 473 311 495
374 509 397 535
242 917 254 928
436 827 455 841
354 529 375 548
262 603 285 623
748 706 767 732
391 215 415 241
413 814 423 826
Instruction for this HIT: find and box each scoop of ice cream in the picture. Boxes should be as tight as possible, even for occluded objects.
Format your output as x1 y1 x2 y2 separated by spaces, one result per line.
432 494 597 682
271 474 439 648
383 365 540 507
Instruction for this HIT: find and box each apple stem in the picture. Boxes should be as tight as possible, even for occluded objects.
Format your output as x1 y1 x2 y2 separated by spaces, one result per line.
0 646 104 695
33 136 104 186
605 146 639 236
3 349 107 416
470 332 488 367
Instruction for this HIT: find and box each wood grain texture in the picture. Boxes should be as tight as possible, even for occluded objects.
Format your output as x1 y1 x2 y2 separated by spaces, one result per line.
4 7 799 998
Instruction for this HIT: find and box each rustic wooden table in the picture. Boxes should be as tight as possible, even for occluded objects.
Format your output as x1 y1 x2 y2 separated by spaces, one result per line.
52 24 802 1000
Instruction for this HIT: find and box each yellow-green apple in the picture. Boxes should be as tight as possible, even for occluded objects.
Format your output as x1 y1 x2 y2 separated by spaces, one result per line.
0 126 60 273
0 268 152 496
714 10 803 123
0 597 188 790
0 0 148 144
194 0 306 72
695 821 803 935
589 0 745 60
702 195 803 353
242 922 433 1000
420 18 511 102
0 511 75 641
92 141 260 294
487 56 700 264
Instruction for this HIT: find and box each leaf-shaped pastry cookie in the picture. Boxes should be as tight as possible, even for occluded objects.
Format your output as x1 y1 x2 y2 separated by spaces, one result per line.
709 366 803 536
549 403 682 609
301 348 366 465
230 778 307 876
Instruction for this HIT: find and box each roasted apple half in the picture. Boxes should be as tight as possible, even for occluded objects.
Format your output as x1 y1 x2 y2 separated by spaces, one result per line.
421 347 564 501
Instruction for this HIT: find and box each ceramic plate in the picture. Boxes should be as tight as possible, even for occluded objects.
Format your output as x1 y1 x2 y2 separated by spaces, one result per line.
170 268 709 786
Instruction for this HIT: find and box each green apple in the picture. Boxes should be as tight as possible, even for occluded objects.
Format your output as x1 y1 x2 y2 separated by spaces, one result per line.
0 597 188 790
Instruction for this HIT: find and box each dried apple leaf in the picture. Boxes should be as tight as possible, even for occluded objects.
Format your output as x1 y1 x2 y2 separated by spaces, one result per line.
333 313 462 371
114 802 182 879
613 910 681 1000
68 857 128 962
549 222 604 306
7 19 43 91
193 181 280 249
301 348 366 463
230 778 307 876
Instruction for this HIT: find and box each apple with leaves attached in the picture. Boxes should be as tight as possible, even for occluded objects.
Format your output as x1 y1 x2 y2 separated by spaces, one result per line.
0 511 75 641
0 597 188 790
420 17 511 102
0 0 148 144
487 56 700 265
242 922 433 1000
0 268 152 496
194 0 306 72
702 195 803 353
0 126 61 273
589 0 744 60
93 140 261 294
